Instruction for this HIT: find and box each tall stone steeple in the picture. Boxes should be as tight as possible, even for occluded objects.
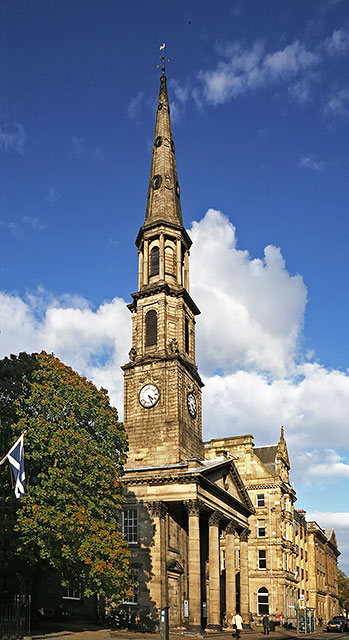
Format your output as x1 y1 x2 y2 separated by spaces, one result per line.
144 72 183 227
122 65 204 467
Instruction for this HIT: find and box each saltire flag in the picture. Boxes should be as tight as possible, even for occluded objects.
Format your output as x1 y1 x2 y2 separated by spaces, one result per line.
0 434 26 498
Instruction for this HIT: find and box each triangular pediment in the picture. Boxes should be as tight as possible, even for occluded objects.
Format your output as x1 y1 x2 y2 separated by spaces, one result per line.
167 560 184 574
201 459 254 512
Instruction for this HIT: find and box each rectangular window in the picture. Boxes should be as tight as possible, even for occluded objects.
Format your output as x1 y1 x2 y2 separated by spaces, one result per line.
296 544 299 556
295 521 299 534
257 519 266 537
235 549 240 570
63 584 81 600
123 572 138 605
257 494 265 507
221 549 225 571
258 549 267 570
122 509 138 544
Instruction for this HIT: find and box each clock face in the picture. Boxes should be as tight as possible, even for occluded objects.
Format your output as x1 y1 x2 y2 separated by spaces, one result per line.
187 392 197 418
139 383 160 409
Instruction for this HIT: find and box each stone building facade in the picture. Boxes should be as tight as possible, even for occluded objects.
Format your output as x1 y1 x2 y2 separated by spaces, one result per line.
205 434 340 624
205 429 298 621
305 517 340 620
121 71 254 631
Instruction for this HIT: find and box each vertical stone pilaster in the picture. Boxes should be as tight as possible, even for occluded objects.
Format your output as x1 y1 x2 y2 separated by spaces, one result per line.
148 501 168 610
143 239 149 285
138 249 143 290
159 233 165 280
225 521 237 626
186 500 202 631
176 238 182 285
239 528 250 621
207 511 221 630
184 250 189 291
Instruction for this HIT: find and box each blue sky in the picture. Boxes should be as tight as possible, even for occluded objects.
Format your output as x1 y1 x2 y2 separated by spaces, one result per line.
1 0 349 572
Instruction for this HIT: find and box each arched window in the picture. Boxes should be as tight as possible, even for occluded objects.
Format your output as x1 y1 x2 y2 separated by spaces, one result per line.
185 317 189 354
150 246 159 276
257 587 269 615
145 310 157 347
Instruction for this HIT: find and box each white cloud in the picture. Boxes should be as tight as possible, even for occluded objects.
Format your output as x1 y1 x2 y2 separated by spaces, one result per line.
22 216 45 231
0 123 26 154
299 154 325 171
199 40 320 105
196 29 349 109
71 135 85 156
306 512 349 528
0 290 130 416
324 28 349 56
325 87 349 117
128 91 144 119
190 209 307 378
47 186 60 204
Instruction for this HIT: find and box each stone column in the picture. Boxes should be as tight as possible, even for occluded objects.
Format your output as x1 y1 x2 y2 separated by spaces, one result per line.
225 521 237 627
176 238 182 285
239 528 250 621
184 250 189 291
159 233 165 280
207 511 221 630
148 501 167 610
143 239 149 286
138 249 143 290
186 500 202 631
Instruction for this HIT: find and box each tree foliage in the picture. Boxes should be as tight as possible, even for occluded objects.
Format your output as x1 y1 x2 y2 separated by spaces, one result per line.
0 351 129 599
338 569 349 614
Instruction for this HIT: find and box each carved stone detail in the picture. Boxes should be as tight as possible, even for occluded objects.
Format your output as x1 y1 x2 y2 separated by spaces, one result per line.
239 527 251 542
148 501 168 519
185 499 202 516
129 347 137 362
169 337 179 354
226 521 238 535
208 510 221 527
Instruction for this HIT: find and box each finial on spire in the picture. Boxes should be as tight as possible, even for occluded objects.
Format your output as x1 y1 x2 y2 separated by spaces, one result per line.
158 43 170 76
281 426 285 439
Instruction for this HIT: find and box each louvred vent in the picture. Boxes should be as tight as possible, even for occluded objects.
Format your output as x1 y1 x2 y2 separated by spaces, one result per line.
150 246 159 276
146 310 157 346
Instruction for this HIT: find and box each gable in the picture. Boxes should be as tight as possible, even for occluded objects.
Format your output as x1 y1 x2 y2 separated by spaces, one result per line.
202 460 254 512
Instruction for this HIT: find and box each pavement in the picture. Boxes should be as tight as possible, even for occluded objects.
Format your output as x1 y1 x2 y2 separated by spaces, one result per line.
29 624 347 640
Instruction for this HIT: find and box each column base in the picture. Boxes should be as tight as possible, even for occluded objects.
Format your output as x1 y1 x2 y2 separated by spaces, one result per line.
206 624 221 631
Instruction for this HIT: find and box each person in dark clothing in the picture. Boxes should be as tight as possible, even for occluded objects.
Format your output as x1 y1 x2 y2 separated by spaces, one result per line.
263 614 270 634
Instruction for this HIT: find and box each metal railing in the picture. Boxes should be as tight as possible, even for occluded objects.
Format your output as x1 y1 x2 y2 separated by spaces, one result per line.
0 595 31 640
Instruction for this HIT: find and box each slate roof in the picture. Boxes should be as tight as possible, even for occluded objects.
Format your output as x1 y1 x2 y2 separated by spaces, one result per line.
254 445 278 474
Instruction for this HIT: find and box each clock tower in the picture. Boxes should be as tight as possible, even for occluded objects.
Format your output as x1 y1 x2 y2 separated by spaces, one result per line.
122 69 204 467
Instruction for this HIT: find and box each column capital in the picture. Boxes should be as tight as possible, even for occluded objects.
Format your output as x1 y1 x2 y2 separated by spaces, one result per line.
148 500 168 519
239 527 251 542
226 521 238 535
185 499 203 516
208 510 221 527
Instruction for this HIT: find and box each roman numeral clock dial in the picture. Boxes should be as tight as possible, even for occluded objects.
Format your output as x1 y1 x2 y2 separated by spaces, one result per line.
139 383 160 409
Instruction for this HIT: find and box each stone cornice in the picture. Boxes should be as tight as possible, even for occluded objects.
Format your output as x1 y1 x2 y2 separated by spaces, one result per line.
122 350 204 388
127 282 200 316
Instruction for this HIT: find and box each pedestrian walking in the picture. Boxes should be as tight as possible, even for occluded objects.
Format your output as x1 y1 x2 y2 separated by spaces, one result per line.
232 613 243 639
263 614 270 635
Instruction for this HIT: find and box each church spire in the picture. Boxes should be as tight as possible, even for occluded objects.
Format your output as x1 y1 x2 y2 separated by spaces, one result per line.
144 60 183 227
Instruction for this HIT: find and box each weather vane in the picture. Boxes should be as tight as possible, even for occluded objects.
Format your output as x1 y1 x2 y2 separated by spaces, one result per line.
157 43 170 75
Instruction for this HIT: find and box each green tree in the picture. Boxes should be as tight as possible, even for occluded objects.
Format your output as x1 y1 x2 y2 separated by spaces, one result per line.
0 351 129 604
338 569 349 615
